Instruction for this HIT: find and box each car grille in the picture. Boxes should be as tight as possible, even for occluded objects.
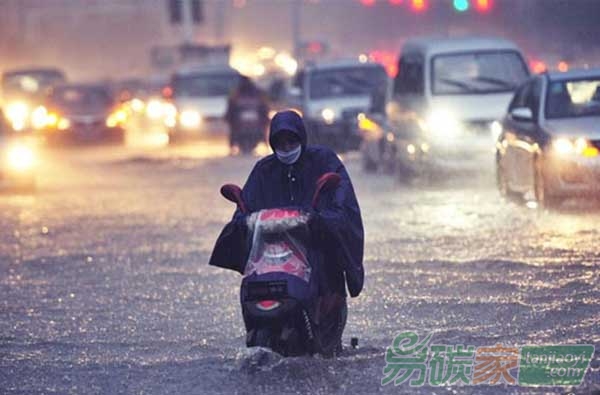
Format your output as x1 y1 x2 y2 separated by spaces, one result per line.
203 115 223 122
72 120 104 128
341 107 366 121
464 120 494 135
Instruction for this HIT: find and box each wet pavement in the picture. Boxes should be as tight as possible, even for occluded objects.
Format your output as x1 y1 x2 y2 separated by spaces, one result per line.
0 138 598 394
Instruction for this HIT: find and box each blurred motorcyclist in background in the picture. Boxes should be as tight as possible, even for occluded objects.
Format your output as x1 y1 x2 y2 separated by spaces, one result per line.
225 76 270 154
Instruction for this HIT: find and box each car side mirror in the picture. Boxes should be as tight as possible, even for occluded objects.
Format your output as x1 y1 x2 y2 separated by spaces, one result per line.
510 107 533 122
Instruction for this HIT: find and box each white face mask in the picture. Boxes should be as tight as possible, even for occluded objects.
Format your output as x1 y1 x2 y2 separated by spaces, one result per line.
275 145 302 165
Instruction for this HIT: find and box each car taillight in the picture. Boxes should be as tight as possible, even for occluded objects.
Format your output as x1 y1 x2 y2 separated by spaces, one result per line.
256 300 281 311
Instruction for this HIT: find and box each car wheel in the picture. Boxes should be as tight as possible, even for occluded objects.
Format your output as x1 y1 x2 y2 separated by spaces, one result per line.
534 156 561 209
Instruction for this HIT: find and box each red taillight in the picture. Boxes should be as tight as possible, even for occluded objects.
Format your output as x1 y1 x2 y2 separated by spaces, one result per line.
162 86 173 99
256 300 281 311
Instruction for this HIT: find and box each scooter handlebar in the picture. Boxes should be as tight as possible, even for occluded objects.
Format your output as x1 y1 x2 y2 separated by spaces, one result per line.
220 171 340 214
220 184 248 214
311 172 341 209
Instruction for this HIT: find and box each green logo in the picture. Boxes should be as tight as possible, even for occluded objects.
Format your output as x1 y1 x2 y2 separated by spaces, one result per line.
518 345 594 386
381 332 594 388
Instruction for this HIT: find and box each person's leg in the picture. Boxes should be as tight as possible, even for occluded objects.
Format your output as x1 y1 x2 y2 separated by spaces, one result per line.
315 293 347 356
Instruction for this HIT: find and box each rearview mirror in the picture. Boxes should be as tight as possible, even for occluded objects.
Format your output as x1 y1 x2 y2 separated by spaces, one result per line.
510 107 533 122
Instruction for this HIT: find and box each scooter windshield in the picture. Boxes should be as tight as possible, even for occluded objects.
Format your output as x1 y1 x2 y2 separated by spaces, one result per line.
244 208 311 282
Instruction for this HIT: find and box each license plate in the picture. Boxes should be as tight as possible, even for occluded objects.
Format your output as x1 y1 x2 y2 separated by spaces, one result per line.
246 281 287 301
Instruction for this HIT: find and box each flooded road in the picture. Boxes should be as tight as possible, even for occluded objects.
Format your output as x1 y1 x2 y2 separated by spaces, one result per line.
1 140 598 394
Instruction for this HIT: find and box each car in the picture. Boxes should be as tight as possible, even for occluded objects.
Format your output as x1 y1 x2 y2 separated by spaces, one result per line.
0 110 36 191
496 69 600 208
166 65 241 141
360 36 530 179
111 79 175 147
43 84 125 144
1 67 66 133
283 60 389 152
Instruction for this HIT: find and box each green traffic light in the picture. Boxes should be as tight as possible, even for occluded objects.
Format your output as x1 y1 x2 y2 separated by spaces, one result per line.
453 0 469 12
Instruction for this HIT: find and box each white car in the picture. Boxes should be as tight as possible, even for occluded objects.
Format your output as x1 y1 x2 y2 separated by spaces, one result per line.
361 36 530 178
496 69 600 207
167 65 240 140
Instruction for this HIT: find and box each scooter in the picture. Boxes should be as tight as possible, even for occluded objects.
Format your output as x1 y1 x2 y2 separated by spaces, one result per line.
230 102 266 154
220 172 344 357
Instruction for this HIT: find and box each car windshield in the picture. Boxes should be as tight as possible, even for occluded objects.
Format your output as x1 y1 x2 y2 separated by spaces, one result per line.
50 86 112 110
309 66 388 99
545 78 600 119
1 70 66 98
432 51 529 95
173 72 240 97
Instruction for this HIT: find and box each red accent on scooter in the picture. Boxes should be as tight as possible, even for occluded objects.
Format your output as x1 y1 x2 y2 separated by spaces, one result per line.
256 300 281 311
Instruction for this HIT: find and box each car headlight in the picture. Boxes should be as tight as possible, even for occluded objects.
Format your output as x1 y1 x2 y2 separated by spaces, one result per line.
58 117 71 130
106 110 127 128
6 144 35 171
146 99 164 120
321 108 335 125
162 102 177 119
180 110 202 129
6 101 30 131
490 121 503 141
553 137 599 157
130 98 145 113
6 102 29 123
425 110 461 139
31 106 49 130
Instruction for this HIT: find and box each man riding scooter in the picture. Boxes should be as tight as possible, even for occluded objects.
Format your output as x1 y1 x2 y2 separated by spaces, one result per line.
209 110 364 356
224 76 269 154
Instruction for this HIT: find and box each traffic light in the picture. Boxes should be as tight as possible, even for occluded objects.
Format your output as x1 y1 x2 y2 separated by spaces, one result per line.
167 0 182 24
474 0 492 13
360 0 376 6
410 0 427 12
453 0 470 12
